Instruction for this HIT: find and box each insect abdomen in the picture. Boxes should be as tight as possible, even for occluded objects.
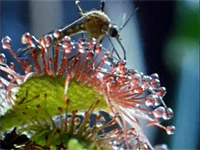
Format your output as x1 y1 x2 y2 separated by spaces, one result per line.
61 23 86 38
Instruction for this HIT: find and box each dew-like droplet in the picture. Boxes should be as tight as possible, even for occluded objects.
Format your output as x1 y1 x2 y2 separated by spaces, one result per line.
78 40 84 49
131 73 142 86
117 60 126 68
95 45 102 53
116 76 127 84
115 60 126 75
145 95 155 107
86 51 94 60
44 34 53 47
96 120 103 128
153 106 165 118
166 125 175 135
154 144 168 150
78 40 87 53
79 48 85 53
143 75 152 82
2 36 11 49
103 54 113 66
150 79 160 89
107 57 114 66
128 128 138 138
141 80 149 90
91 38 96 44
88 43 93 50
31 35 38 47
96 115 106 128
96 72 104 80
140 143 148 150
151 73 159 79
62 41 72 53
25 65 32 74
39 38 46 48
53 29 61 39
112 128 121 135
7 74 13 80
146 94 161 107
74 117 81 125
134 87 144 94
156 87 167 97
163 107 173 120
145 99 154 107
88 39 96 50
10 62 15 70
154 96 162 107
102 53 109 62
0 53 7 63
128 69 138 75
21 32 31 44
63 36 71 41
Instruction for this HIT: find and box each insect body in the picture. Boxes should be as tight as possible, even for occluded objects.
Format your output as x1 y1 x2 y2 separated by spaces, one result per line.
61 11 110 42
17 0 126 60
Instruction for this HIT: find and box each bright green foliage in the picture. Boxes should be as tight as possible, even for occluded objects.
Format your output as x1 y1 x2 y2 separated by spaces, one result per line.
1 75 107 131
67 138 84 150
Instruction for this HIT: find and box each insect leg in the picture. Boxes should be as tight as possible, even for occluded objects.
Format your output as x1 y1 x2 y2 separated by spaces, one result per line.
75 0 83 16
100 0 105 12
116 37 126 61
74 0 85 39
107 35 122 60
17 47 31 57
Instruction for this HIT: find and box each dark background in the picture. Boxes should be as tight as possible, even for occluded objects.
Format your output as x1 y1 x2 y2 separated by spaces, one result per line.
1 0 199 149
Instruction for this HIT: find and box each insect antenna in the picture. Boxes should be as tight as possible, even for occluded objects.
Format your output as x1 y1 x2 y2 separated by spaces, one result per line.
100 0 105 12
75 0 84 16
113 7 139 61
119 7 139 31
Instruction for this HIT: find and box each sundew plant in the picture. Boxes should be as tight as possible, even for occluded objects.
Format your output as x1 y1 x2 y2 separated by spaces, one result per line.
0 1 175 150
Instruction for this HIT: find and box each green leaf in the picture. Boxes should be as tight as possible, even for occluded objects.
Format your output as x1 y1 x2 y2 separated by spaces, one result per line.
1 75 107 131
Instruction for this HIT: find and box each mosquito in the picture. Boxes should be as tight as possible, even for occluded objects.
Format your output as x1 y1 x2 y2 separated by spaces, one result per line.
17 0 134 61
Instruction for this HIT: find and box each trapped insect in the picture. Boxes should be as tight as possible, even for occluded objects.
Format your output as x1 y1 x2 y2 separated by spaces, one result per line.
17 0 129 61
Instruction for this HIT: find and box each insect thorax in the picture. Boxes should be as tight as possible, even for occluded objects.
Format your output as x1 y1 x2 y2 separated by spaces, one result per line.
83 10 111 42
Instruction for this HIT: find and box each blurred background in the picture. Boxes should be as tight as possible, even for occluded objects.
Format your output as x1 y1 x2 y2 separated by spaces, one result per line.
1 0 199 149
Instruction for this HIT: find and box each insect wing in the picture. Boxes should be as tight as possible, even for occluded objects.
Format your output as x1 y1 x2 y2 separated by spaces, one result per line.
17 16 88 57
17 47 31 57
60 16 86 34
